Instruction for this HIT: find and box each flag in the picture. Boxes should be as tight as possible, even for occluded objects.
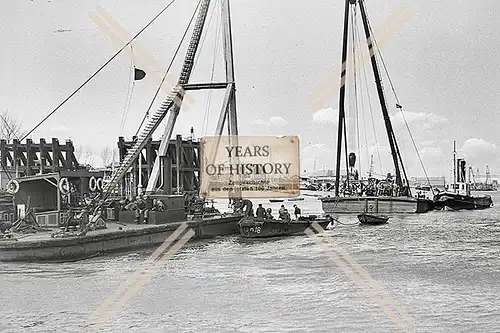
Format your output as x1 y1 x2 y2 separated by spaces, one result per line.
134 67 146 81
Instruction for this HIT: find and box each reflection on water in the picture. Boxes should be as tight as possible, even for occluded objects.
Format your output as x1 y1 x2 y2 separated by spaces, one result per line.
1 192 499 332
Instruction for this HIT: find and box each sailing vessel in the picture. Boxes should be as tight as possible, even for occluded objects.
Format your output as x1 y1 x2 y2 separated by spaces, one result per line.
433 142 493 210
320 0 433 214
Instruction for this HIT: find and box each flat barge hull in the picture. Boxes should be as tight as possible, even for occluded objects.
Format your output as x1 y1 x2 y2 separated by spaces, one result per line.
0 215 243 262
320 196 433 214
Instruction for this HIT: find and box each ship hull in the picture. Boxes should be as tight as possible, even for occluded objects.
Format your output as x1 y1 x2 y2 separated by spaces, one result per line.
320 196 433 214
238 216 332 238
434 193 493 210
0 215 243 262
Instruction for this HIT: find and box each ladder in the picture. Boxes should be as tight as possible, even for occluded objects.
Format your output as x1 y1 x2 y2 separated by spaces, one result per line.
101 0 212 199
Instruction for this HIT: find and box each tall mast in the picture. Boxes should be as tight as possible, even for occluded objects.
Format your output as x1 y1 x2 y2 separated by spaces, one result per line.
221 0 238 136
453 140 457 193
334 0 352 197
358 0 403 187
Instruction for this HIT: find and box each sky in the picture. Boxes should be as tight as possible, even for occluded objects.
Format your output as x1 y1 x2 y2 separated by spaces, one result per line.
1 0 499 181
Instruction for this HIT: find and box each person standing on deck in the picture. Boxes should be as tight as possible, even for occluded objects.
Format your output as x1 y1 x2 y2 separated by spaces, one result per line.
293 204 301 220
255 204 266 218
282 209 291 222
135 195 147 224
278 205 286 219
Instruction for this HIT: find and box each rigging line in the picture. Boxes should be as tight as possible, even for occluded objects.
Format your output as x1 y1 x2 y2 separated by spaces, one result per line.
193 0 218 76
367 20 424 188
343 116 350 190
120 47 134 135
355 17 383 174
21 0 178 142
372 37 430 185
344 5 351 192
201 0 221 135
363 4 412 186
346 6 353 153
134 0 202 138
202 0 222 135
122 82 136 134
352 5 361 177
354 11 369 168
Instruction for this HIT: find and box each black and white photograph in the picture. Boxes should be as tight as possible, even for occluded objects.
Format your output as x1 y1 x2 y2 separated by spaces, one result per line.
0 0 499 332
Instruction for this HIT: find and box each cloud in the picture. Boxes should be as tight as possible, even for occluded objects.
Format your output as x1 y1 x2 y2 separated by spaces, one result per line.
252 116 288 127
269 116 288 126
391 111 448 131
459 138 500 167
312 107 338 124
252 119 267 126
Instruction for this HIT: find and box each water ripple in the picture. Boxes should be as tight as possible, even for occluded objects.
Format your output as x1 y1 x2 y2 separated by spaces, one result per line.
1 192 500 332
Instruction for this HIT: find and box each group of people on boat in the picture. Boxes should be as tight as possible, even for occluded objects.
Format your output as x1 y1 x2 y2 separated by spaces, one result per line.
239 199 302 222
337 174 411 198
120 194 166 224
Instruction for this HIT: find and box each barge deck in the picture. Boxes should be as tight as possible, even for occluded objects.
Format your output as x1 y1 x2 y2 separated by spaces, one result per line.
0 214 243 262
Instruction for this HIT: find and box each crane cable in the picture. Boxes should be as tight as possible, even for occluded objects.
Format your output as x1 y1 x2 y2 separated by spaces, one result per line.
22 0 178 141
135 0 202 137
120 46 135 135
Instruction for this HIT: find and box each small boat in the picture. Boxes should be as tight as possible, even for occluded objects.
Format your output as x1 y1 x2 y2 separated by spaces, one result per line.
357 213 389 225
238 215 334 238
287 197 304 202
269 199 285 203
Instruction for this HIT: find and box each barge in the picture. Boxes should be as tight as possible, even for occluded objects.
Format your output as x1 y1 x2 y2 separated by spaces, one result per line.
0 214 242 262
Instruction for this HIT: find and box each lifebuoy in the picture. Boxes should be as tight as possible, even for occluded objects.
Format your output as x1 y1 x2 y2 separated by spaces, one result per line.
89 176 97 192
59 177 70 195
6 179 20 194
96 178 103 191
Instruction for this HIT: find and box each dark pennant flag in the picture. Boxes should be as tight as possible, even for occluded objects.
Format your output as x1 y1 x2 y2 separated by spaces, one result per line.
134 67 146 81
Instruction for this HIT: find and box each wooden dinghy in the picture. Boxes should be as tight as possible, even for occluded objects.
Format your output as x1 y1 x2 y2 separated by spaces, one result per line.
238 215 334 238
357 213 389 225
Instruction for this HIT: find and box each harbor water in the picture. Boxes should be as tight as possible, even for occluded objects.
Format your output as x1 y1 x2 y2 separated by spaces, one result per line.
1 192 499 332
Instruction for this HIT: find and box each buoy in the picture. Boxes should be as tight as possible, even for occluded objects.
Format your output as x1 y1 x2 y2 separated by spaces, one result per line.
59 178 70 195
89 176 97 192
6 179 20 194
96 178 103 191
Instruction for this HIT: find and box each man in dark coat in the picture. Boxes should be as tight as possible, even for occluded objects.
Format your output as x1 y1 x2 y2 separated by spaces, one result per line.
293 204 302 220
255 204 266 218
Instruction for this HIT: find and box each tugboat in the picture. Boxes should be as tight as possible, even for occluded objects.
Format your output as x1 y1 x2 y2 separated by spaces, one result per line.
433 142 493 210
